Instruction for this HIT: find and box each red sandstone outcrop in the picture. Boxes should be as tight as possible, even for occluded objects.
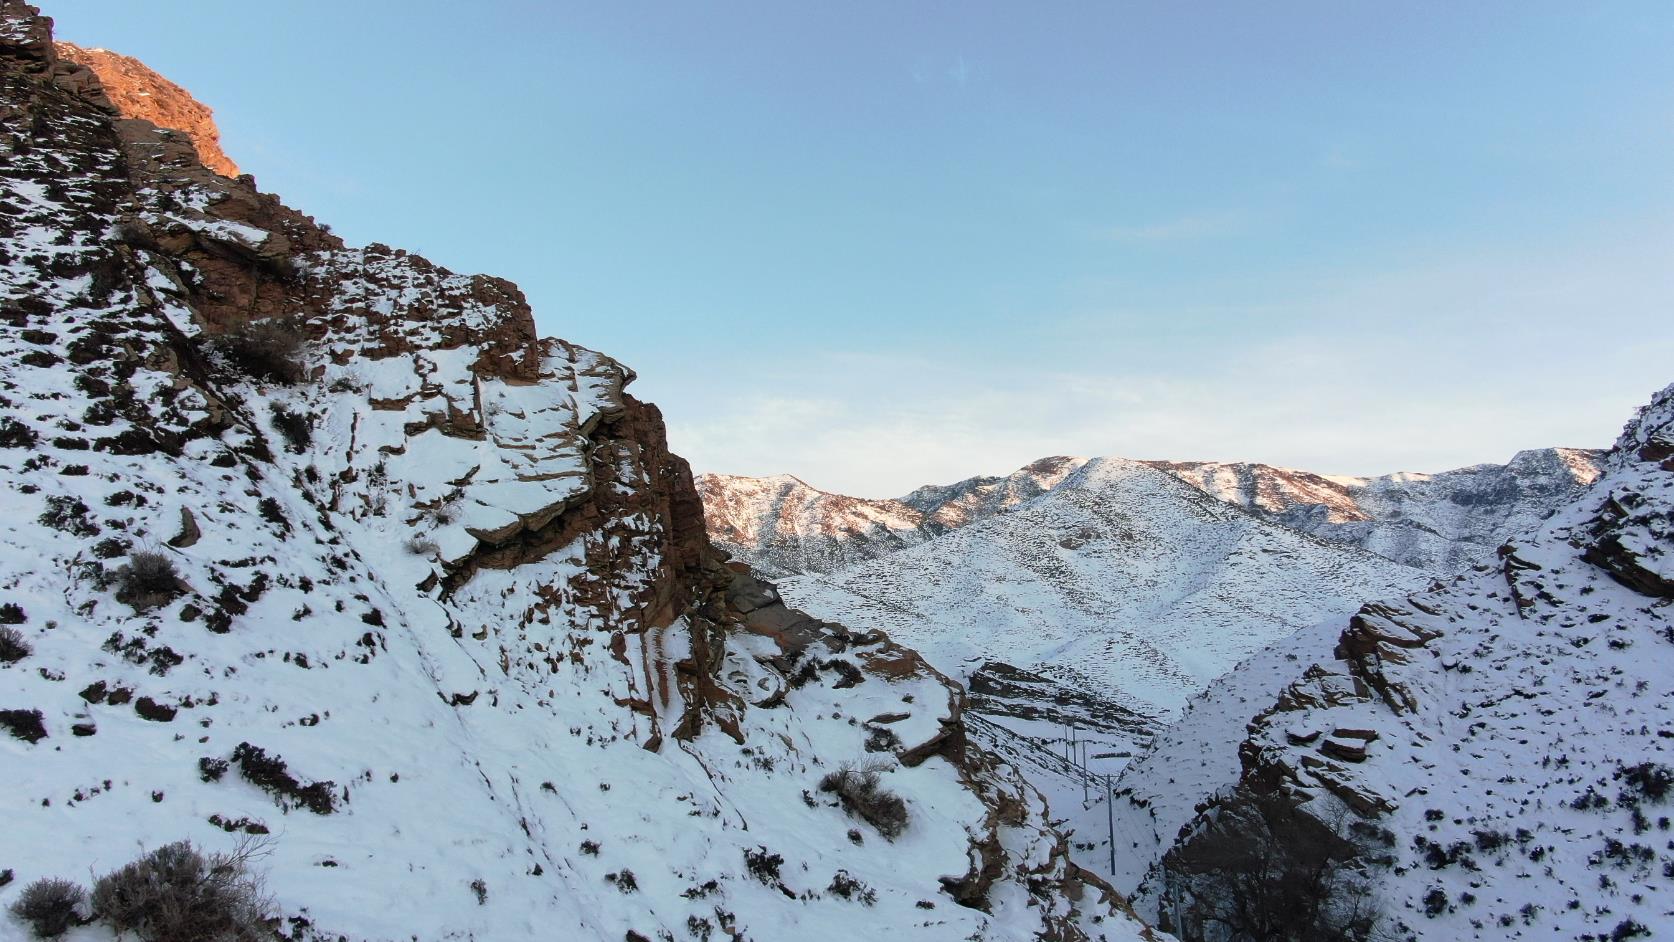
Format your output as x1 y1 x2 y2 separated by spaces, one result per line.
54 40 239 177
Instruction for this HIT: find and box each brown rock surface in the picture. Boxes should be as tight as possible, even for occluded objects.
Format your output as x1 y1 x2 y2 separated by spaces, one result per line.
54 40 239 177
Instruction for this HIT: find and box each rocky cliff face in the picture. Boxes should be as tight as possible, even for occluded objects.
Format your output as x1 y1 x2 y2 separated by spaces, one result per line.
0 5 1152 939
53 40 239 178
1151 386 1674 940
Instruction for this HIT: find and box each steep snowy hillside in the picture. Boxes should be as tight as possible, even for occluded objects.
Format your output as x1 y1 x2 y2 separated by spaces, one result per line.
0 6 1154 940
696 473 941 578
1154 385 1674 941
777 459 1430 815
1064 618 1352 904
1155 447 1603 572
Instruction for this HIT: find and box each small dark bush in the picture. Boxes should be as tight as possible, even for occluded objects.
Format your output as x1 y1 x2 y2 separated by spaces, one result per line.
39 496 97 537
199 757 230 782
1472 829 1510 853
1616 762 1674 804
863 726 900 753
8 877 84 937
231 742 336 815
115 551 182 611
819 763 908 838
0 416 38 449
824 658 864 688
91 838 272 942
827 870 876 905
209 320 304 385
269 407 311 453
0 708 47 744
0 626 30 663
469 878 487 905
605 869 638 893
788 659 820 688
743 846 783 885
0 602 24 624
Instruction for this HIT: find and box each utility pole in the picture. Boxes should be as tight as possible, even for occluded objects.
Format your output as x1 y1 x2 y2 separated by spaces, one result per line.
1106 773 1116 875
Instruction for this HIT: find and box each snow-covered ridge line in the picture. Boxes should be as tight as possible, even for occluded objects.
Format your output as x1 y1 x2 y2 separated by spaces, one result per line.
702 448 1601 578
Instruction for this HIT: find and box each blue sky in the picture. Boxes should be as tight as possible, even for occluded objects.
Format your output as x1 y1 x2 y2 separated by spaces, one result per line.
53 1 1674 495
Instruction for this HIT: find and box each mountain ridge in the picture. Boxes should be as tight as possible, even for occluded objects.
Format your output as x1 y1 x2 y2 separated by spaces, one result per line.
701 447 1603 577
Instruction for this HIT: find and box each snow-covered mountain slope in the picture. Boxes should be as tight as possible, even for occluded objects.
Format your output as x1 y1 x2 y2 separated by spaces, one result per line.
1152 384 1674 941
696 473 942 579
774 460 1427 834
702 451 1599 580
1154 447 1603 572
779 456 1427 731
899 456 1091 530
0 7 1155 940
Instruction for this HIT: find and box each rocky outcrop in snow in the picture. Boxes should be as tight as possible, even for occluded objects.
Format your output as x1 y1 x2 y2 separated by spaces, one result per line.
0 5 1152 939
1151 385 1674 940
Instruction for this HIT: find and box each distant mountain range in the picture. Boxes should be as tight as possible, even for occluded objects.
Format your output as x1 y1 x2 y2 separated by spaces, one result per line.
699 448 1602 578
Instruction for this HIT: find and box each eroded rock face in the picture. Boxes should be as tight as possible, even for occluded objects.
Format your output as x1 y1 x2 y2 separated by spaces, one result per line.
54 40 239 177
0 4 1146 938
1153 385 1674 941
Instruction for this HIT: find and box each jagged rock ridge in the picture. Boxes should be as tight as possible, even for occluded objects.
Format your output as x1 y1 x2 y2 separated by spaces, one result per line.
0 5 1153 939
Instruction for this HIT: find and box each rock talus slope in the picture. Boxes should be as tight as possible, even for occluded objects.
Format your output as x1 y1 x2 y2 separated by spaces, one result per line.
0 5 1154 939
1154 384 1674 940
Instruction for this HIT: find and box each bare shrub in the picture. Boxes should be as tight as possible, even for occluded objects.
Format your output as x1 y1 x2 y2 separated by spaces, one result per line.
8 876 84 937
0 708 47 744
231 742 336 814
0 625 30 663
209 320 304 385
819 761 908 838
269 406 311 453
90 838 273 942
115 550 182 611
743 846 784 885
405 535 440 557
827 870 876 904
